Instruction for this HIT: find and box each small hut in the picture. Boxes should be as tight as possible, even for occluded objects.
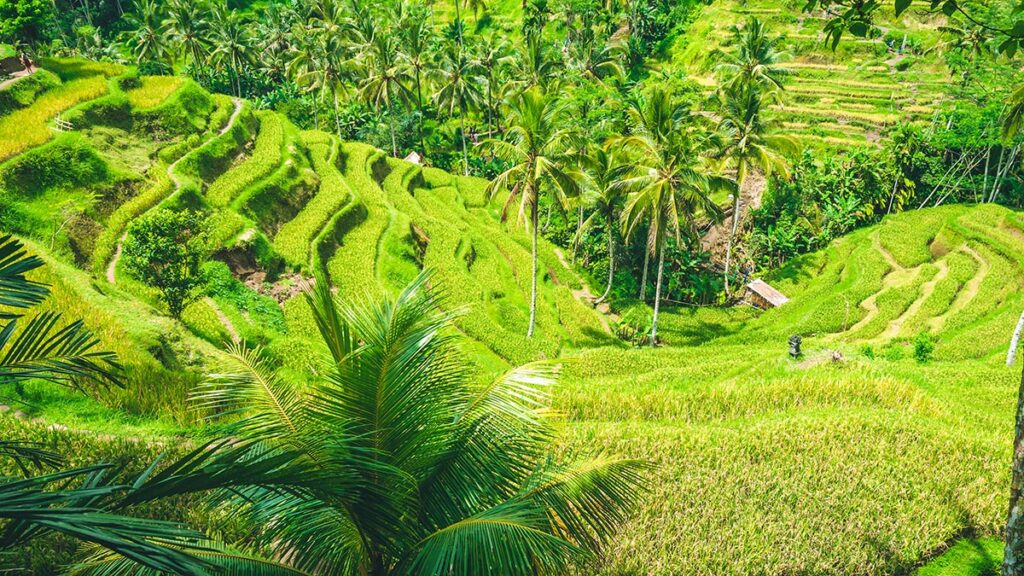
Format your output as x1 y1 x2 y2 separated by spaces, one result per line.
744 279 789 310
403 151 422 165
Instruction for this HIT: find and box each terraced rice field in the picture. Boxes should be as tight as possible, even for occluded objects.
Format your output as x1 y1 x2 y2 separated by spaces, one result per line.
2 58 1021 575
666 0 953 149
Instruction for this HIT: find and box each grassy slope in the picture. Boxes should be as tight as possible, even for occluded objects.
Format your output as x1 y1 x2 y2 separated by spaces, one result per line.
2 54 1022 576
663 0 960 150
562 205 1022 574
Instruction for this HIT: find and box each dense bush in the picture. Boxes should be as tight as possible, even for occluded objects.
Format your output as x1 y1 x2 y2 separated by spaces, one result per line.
0 67 60 115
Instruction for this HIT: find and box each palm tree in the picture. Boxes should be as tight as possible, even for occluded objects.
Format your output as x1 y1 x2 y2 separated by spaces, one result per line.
163 0 210 77
361 33 413 156
433 41 485 174
209 9 253 97
396 2 436 152
169 272 647 574
511 34 562 94
579 146 631 304
617 90 730 346
123 0 167 65
715 82 796 298
0 235 219 574
473 33 513 137
716 17 790 93
483 88 581 338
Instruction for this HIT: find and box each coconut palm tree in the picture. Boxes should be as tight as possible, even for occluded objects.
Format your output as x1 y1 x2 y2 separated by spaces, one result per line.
473 33 513 137
163 0 210 76
578 146 631 304
209 9 253 97
433 41 485 174
617 89 730 346
511 34 562 94
715 82 797 298
361 33 413 156
483 88 581 338
123 0 168 65
396 2 436 152
716 17 790 94
93 271 644 575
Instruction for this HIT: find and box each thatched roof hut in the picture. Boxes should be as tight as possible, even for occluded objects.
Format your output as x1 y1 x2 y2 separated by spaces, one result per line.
745 279 789 309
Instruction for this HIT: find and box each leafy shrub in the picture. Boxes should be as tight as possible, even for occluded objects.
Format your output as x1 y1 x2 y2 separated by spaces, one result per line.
117 70 142 90
0 68 60 116
913 332 935 363
616 302 654 346
122 208 210 317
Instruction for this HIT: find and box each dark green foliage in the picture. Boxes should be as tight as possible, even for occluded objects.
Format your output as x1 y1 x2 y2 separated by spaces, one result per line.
0 133 111 197
202 261 285 334
913 332 935 363
0 68 59 116
0 0 53 46
122 209 209 317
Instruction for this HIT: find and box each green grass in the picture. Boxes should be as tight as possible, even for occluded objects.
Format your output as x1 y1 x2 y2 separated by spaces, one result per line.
916 538 1002 575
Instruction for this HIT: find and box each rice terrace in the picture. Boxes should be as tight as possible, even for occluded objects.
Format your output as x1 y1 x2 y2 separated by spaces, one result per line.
2 0 1024 574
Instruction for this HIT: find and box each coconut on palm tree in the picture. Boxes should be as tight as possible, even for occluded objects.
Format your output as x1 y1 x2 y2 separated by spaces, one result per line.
483 88 581 338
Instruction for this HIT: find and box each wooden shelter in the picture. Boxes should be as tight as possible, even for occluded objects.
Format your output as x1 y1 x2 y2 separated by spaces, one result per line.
744 279 789 309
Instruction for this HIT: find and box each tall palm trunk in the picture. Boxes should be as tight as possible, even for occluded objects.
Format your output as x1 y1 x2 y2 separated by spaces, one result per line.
650 242 665 347
724 168 746 299
528 197 539 338
459 104 470 176
1005 361 1024 576
332 87 343 139
639 241 649 301
415 69 425 152
596 216 614 304
387 98 398 157
572 205 583 264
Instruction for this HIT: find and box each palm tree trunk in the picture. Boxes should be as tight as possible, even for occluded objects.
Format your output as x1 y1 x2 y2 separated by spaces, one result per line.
332 87 343 139
459 105 470 176
650 242 665 347
639 245 649 301
312 90 321 130
388 99 398 157
454 0 464 48
528 199 539 338
415 69 425 152
724 171 746 299
596 217 614 304
572 205 583 264
1004 360 1024 576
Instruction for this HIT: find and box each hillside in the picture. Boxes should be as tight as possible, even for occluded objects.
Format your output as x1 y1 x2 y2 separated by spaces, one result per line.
560 204 1022 574
666 0 959 150
1 6 1022 572
0 58 612 423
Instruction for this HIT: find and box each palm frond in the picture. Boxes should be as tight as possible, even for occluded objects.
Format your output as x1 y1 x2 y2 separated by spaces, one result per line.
72 540 314 576
398 499 586 576
0 235 49 318
0 312 122 388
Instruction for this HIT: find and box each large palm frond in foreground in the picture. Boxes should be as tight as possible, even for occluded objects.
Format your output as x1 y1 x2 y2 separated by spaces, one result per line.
190 270 649 575
0 235 121 391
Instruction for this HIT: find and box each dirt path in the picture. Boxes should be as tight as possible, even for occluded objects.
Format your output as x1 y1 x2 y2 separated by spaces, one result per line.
0 68 34 91
839 232 918 338
553 247 617 335
881 257 948 340
205 297 240 343
927 244 989 333
105 99 242 285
